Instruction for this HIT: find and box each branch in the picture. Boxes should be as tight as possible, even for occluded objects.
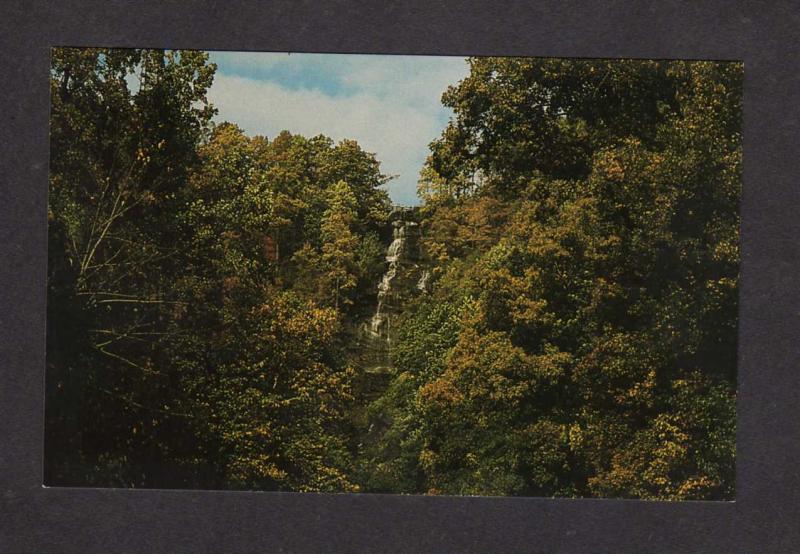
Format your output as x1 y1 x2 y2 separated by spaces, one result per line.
94 386 194 419
80 186 124 277
95 299 186 305
94 345 166 376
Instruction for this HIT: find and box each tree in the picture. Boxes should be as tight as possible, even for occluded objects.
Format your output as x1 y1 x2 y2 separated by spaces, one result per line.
46 49 378 491
47 47 217 486
369 58 741 500
320 180 360 310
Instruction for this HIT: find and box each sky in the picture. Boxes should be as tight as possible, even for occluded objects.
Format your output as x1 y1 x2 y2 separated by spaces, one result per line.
205 51 470 206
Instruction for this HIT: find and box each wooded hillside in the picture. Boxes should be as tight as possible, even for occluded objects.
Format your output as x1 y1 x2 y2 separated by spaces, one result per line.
46 49 740 500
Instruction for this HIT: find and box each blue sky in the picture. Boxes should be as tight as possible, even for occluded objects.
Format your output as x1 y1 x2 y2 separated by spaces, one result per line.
206 52 470 206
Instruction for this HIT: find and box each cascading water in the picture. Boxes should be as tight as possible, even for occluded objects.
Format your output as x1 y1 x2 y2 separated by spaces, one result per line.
358 211 429 376
367 220 414 341
416 269 431 293
354 209 430 409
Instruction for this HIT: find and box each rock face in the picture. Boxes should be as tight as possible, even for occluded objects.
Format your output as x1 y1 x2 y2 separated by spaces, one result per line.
359 208 429 375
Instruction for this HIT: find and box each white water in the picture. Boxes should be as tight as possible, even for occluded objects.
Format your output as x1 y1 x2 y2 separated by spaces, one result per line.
367 220 419 341
416 269 431 293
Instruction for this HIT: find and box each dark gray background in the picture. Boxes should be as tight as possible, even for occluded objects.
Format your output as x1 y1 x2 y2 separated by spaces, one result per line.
1 1 798 552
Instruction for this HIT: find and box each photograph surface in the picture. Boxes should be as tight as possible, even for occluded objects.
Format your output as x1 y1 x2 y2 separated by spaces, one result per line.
45 49 741 500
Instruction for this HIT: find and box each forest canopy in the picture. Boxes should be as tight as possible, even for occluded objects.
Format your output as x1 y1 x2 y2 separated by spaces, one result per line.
46 49 741 500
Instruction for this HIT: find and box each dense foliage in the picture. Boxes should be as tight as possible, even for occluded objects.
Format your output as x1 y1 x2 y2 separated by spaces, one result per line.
46 50 740 500
46 48 389 490
372 58 741 500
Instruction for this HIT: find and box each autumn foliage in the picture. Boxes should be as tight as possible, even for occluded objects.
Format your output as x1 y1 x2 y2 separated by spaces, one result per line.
46 50 740 500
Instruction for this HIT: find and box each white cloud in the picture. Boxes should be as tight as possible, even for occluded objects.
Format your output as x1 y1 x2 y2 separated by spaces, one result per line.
206 54 469 205
336 55 469 107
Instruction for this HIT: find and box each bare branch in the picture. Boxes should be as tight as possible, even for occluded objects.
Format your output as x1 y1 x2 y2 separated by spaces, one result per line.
94 345 166 376
94 386 194 419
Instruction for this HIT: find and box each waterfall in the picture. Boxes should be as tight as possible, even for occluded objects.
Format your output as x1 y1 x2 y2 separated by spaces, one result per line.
385 226 405 263
358 210 427 374
416 269 431 293
368 220 415 341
